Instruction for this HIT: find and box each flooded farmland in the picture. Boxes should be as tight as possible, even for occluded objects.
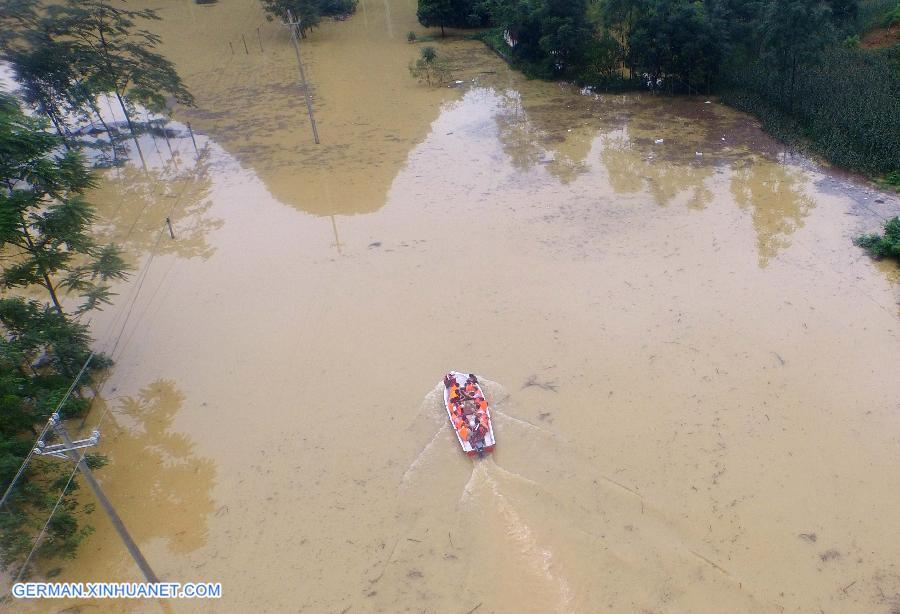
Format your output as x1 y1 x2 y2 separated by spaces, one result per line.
13 0 900 612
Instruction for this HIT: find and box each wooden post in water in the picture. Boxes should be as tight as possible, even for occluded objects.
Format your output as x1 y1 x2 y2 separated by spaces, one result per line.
158 120 173 156
187 122 199 155
285 11 320 144
257 26 263 52
242 33 249 54
229 41 234 55
166 217 175 239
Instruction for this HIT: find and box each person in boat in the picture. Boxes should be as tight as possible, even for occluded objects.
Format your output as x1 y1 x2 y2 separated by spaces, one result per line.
467 418 487 448
452 413 464 431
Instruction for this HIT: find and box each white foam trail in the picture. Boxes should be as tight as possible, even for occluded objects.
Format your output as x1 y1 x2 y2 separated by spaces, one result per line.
486 458 543 489
400 424 449 486
419 382 447 427
482 470 574 612
458 462 484 506
492 408 559 438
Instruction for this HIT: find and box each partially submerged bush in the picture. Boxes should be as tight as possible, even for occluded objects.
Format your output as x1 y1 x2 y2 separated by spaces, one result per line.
854 216 900 262
409 46 452 85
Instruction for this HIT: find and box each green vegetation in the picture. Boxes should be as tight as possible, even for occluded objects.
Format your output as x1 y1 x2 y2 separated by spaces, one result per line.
858 0 900 27
0 0 196 574
0 92 125 574
417 0 488 37
882 170 900 191
409 46 454 85
419 0 900 180
260 0 359 37
1 0 194 164
722 45 899 176
854 216 900 262
883 3 900 25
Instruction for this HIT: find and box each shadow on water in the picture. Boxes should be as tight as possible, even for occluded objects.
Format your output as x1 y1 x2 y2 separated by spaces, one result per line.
482 82 826 267
91 135 222 262
731 160 815 267
597 125 716 209
369 379 764 612
494 89 596 185
79 380 216 556
141 0 454 218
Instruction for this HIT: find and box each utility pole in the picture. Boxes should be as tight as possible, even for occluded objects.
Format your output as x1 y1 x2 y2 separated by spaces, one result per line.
284 10 320 144
329 215 344 255
31 416 160 583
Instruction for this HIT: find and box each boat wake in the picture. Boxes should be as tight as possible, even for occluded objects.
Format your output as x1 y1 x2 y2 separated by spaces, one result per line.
368 378 765 612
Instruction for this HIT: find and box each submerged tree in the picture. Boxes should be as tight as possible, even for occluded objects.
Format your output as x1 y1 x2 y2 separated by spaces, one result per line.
259 0 359 37
417 0 453 36
854 217 900 263
409 46 453 85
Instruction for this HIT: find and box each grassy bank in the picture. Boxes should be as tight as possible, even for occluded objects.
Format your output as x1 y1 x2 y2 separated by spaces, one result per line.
721 45 900 182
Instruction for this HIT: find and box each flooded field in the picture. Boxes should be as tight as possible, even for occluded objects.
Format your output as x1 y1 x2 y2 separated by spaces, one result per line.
13 0 900 612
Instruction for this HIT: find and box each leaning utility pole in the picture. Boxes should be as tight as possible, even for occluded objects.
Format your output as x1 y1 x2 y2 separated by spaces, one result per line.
32 416 159 583
284 10 320 144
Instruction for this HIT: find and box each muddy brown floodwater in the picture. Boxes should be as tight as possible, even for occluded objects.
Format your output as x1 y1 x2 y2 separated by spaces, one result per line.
11 0 900 612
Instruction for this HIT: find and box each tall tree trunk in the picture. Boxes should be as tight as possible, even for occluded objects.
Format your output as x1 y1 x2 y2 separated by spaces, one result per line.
42 272 64 316
20 222 64 316
43 105 71 151
88 97 118 165
113 89 146 170
98 26 146 170
77 78 118 164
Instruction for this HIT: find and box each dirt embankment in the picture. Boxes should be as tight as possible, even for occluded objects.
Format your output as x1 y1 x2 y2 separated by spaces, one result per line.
860 22 900 48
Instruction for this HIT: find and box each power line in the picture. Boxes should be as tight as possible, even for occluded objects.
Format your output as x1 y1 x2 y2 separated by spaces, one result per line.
0 352 95 508
2 8 232 570
12 446 83 583
9 218 172 583
8 110 203 536
2 127 202 581
0 218 169 510
1 15 225 576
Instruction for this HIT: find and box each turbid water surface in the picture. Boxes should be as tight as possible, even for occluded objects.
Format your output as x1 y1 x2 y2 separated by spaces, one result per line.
9 0 900 612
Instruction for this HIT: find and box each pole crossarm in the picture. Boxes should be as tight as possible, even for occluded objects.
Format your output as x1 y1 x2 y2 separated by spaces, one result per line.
34 430 100 460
